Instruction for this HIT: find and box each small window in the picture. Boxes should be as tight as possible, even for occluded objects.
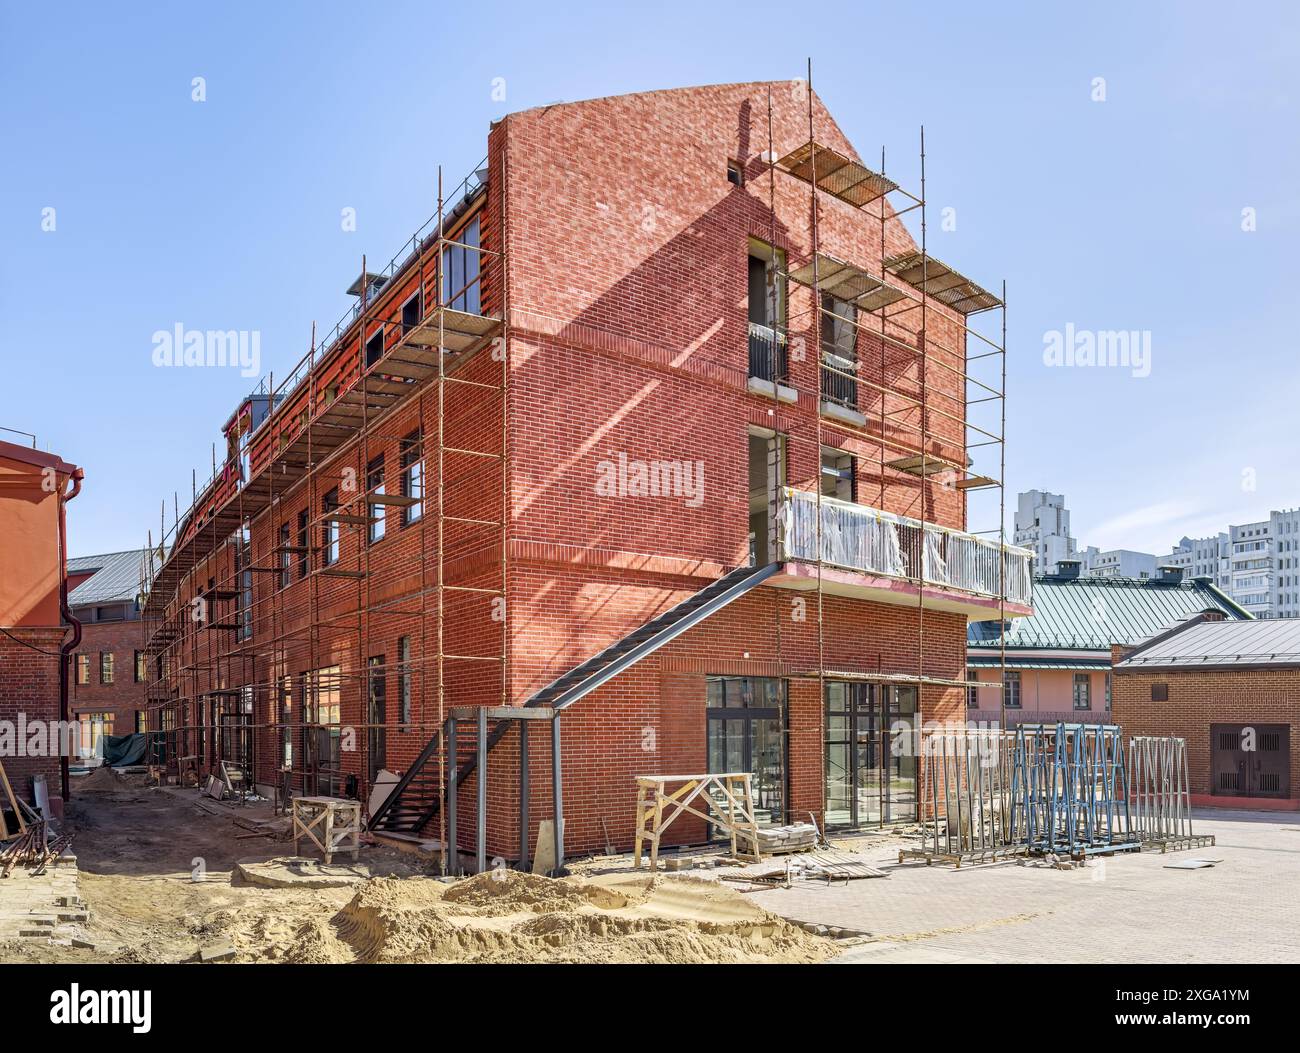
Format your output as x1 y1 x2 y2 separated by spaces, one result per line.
279 522 292 589
297 509 310 580
398 636 412 727
100 652 114 685
322 489 340 567
1003 670 1021 709
367 456 387 544
400 432 424 525
727 160 744 187
967 683 979 709
401 292 422 334
365 327 385 369
75 654 90 686
135 711 147 734
1072 673 1091 710
1151 682 1169 702
134 650 146 683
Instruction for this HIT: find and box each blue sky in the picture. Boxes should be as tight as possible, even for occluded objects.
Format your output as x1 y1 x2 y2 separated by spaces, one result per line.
2 0 1297 559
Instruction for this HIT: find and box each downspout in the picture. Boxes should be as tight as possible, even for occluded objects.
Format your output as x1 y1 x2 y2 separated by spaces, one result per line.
58 467 84 803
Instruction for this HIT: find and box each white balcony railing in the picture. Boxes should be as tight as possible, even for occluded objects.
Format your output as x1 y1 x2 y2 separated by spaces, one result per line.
776 487 1033 607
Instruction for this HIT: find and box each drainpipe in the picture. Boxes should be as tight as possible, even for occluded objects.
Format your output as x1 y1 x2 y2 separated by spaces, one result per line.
58 467 84 803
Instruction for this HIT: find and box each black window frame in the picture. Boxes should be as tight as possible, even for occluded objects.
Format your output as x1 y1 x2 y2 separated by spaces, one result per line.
364 326 385 369
1072 672 1091 710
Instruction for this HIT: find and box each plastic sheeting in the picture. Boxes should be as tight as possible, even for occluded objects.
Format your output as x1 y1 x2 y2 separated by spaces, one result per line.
778 488 1033 605
101 732 147 767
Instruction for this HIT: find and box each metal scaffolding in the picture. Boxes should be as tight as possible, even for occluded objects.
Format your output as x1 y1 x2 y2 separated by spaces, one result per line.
138 157 509 873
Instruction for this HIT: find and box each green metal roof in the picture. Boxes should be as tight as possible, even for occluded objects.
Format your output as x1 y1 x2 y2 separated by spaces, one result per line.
968 573 1250 653
966 656 1109 671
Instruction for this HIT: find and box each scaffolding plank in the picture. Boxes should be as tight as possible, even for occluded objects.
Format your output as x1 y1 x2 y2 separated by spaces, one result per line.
883 252 1002 314
885 453 966 476
788 253 909 312
776 141 898 207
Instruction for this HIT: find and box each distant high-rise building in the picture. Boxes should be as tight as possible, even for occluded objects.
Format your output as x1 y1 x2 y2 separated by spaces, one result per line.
1167 533 1230 591
1083 547 1160 580
1271 509 1300 620
1013 490 1078 574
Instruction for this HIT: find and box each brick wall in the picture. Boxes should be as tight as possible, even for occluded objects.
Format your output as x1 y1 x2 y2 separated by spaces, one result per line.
149 82 979 858
0 627 65 804
1112 647 1300 805
68 615 147 737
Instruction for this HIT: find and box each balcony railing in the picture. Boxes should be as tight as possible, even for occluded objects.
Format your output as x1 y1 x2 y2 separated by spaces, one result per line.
777 487 1033 607
748 322 788 384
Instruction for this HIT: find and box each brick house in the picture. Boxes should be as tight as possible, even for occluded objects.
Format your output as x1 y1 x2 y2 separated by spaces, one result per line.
968 560 1248 725
66 550 150 758
142 81 1034 863
0 437 82 809
1113 615 1300 810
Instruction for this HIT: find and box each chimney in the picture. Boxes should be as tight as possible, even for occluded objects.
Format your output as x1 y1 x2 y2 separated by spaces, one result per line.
1157 565 1184 585
1055 558 1082 579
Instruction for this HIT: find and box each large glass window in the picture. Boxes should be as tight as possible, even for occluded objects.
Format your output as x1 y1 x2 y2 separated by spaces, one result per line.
442 215 481 314
304 666 342 796
824 682 917 828
705 676 786 826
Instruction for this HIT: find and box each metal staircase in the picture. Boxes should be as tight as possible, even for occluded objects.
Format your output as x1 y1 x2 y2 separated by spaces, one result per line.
369 561 780 834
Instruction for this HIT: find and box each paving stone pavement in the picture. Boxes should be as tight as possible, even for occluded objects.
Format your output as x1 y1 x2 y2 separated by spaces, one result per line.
742 810 1300 964
0 851 86 945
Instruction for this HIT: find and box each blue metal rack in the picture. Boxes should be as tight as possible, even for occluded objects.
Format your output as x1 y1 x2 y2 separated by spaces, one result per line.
1012 723 1140 858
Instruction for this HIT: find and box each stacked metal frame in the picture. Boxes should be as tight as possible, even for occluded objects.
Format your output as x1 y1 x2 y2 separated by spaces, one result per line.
1013 723 1139 858
1128 735 1215 852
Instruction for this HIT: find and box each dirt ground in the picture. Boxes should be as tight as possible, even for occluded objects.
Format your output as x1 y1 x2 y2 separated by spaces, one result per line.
0 773 834 965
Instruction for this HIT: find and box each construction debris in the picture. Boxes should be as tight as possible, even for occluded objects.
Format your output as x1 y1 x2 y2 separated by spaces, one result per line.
756 822 820 855
1 821 72 878
1163 857 1223 871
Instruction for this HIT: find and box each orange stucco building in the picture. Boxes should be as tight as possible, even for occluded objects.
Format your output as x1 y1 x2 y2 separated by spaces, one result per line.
0 438 83 807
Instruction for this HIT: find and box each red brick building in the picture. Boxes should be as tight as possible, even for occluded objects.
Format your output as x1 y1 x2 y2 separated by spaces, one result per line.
1113 615 1300 810
66 550 150 758
142 82 1032 864
0 437 82 809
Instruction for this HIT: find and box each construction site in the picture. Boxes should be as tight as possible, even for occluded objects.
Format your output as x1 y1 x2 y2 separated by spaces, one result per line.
129 76 1032 868
2 75 1286 972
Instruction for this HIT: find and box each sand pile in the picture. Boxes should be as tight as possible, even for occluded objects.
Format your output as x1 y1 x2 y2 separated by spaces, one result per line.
252 870 834 964
74 766 127 793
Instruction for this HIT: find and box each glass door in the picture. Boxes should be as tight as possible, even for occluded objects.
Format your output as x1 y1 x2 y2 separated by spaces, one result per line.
825 682 918 828
706 676 787 826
